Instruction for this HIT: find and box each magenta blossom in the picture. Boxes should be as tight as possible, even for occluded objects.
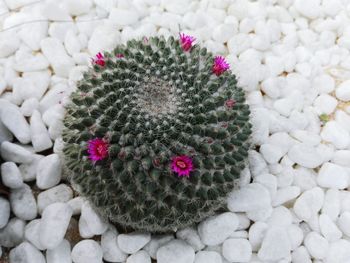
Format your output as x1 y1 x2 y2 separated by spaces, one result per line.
225 99 235 109
212 56 230 76
87 138 109 162
171 155 193 177
179 33 195 51
116 53 124 58
92 52 105 67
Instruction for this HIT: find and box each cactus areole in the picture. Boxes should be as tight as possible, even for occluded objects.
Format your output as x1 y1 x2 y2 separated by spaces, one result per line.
62 35 252 232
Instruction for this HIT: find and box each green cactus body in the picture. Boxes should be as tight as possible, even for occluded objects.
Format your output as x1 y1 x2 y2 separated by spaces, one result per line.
62 36 252 232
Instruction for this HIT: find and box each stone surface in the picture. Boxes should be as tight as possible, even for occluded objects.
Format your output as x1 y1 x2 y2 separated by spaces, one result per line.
9 241 45 263
39 202 73 249
0 218 25 247
80 201 108 236
1 141 33 164
304 232 329 259
126 250 152 263
36 153 62 189
0 197 10 228
101 226 127 263
24 219 45 251
1 161 23 189
194 251 222 263
157 240 195 263
46 239 72 263
222 238 252 262
198 212 239 246
10 184 37 221
37 184 73 214
317 162 349 189
118 232 151 254
71 239 103 263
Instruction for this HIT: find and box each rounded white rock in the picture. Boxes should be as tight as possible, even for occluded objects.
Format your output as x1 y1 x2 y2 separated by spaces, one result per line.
71 239 103 263
37 184 73 214
126 250 151 263
198 212 238 246
222 238 252 262
194 251 222 263
157 240 195 263
101 226 127 263
118 232 151 254
176 227 205 251
0 197 10 228
9 241 45 263
1 141 33 164
336 80 350 101
46 239 72 263
304 231 329 259
24 219 45 251
10 184 37 221
36 154 62 189
1 162 23 189
317 162 349 189
39 202 73 250
80 201 108 236
30 110 52 152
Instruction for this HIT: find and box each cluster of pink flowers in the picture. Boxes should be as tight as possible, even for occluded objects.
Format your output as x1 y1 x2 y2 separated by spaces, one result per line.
179 33 196 51
171 155 194 177
91 52 124 67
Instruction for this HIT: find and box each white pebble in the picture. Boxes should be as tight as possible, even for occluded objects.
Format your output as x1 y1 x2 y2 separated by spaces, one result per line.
322 189 340 220
338 212 350 237
62 0 93 16
0 102 31 144
101 226 127 263
336 80 350 101
227 183 271 212
37 184 73 214
118 232 151 254
157 240 195 263
9 241 45 263
257 226 291 261
304 231 329 259
30 110 53 152
272 186 301 206
293 187 324 221
19 154 43 182
80 201 108 235
248 222 268 252
0 33 20 58
126 250 151 263
326 239 350 263
36 153 62 189
313 74 335 94
88 25 120 55
10 184 37 221
321 121 350 149
294 0 321 19
0 197 10 228
222 238 252 262
1 141 33 164
20 98 39 117
176 227 205 251
0 218 25 247
71 240 103 263
143 235 174 259
109 8 139 26
67 197 84 215
319 214 342 242
46 239 72 263
198 212 238 246
288 143 324 168
292 246 312 263
194 251 222 263
317 162 349 189
313 94 337 114
287 224 304 250
39 202 73 249
24 219 45 250
1 162 23 189
40 38 75 77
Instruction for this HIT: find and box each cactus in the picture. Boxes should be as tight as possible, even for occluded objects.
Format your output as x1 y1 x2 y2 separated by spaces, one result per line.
62 35 252 232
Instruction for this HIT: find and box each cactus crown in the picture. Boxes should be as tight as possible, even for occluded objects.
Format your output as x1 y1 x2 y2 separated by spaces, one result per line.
62 35 252 232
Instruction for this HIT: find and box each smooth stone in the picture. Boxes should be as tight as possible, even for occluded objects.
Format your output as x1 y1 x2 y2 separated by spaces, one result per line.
118 232 151 254
0 218 25 247
10 184 37 221
157 240 195 263
101 226 127 263
1 141 33 164
30 110 53 152
293 187 324 221
317 162 349 189
304 232 329 259
24 219 45 250
338 212 350 237
108 8 139 26
37 184 73 214
143 235 174 259
0 197 10 228
80 201 108 235
227 183 271 212
71 239 103 263
288 143 324 168
322 189 340 220
248 222 268 252
222 238 252 262
126 250 151 263
326 239 350 263
258 226 291 261
1 162 23 189
336 79 350 101
0 103 31 144
40 38 75 77
176 227 205 251
321 121 350 149
9 241 45 263
36 154 62 189
46 239 72 263
319 214 342 242
194 251 222 263
67 197 84 215
19 154 43 182
198 212 239 246
39 202 73 249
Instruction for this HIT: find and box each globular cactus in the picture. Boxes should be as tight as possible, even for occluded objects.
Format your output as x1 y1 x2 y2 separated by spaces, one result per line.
62 35 252 232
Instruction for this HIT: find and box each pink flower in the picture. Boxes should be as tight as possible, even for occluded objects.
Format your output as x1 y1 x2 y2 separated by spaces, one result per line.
116 53 124 58
92 52 105 67
171 155 193 177
179 33 195 51
225 99 235 109
87 138 109 162
212 56 230 76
